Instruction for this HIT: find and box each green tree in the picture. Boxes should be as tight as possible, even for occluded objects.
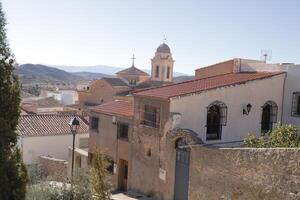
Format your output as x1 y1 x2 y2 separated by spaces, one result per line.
90 150 111 200
0 1 28 199
244 124 300 148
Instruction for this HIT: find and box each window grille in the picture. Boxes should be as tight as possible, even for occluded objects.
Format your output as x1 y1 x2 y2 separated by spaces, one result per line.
261 101 278 135
291 92 300 117
140 104 160 128
206 101 227 140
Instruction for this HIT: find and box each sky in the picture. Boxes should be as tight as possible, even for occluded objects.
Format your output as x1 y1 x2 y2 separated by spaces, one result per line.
2 0 300 75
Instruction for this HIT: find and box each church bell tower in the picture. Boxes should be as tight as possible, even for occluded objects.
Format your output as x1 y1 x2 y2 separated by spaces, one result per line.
151 43 174 82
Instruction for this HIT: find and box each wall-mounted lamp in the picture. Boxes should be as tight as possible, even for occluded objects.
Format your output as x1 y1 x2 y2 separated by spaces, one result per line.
243 104 252 115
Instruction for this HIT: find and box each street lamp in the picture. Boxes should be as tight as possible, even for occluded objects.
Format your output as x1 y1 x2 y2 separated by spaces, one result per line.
69 117 80 183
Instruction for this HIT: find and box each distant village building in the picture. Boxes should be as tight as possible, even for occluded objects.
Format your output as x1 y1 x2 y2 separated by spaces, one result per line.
17 114 89 165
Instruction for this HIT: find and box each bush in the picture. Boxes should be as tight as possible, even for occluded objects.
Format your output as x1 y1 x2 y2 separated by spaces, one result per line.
244 124 300 148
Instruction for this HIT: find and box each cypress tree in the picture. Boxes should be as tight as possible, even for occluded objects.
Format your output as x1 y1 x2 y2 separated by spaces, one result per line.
0 2 28 199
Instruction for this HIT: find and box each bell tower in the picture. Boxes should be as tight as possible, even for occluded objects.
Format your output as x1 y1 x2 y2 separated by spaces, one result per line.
151 43 174 82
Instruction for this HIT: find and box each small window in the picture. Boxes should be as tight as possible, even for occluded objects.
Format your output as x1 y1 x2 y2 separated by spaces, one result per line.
292 92 300 117
117 123 129 140
146 148 151 157
90 117 99 132
155 66 159 78
167 66 170 79
106 158 114 174
141 104 160 128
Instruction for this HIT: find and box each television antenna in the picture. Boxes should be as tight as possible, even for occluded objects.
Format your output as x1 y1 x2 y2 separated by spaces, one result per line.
260 49 272 63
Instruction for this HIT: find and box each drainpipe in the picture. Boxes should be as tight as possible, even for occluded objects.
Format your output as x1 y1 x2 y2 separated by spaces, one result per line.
280 72 287 125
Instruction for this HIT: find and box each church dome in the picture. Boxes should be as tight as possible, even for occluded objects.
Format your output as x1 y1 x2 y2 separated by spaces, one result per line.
156 43 171 53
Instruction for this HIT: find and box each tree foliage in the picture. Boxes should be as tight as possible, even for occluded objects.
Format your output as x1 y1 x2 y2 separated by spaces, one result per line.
90 150 111 200
0 1 28 199
244 124 300 148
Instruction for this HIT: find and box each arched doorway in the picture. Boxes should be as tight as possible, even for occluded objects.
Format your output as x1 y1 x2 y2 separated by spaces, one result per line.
261 101 278 135
206 101 227 140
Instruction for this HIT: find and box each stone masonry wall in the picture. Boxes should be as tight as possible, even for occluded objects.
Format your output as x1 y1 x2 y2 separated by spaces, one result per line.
39 156 67 181
189 147 300 200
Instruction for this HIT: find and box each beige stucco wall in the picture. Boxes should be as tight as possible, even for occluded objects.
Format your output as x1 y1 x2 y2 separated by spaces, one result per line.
170 74 286 144
88 112 132 189
78 79 130 105
20 133 89 165
189 146 300 200
195 59 235 79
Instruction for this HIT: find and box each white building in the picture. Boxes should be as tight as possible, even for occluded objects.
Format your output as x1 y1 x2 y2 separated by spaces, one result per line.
17 114 89 165
60 89 78 105
134 58 300 145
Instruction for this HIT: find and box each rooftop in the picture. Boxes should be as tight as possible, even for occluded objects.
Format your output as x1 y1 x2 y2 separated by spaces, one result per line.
134 72 285 99
91 100 133 118
102 77 128 87
17 114 89 137
116 66 149 76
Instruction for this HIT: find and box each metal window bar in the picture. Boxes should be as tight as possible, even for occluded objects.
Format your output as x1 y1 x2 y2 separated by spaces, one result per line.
139 106 160 128
291 92 300 116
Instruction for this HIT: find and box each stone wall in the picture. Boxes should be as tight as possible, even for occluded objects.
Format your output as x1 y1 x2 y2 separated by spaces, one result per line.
189 147 300 200
39 156 67 181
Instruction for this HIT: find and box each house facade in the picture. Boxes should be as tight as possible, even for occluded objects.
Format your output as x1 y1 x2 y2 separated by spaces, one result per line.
17 114 89 165
88 100 133 191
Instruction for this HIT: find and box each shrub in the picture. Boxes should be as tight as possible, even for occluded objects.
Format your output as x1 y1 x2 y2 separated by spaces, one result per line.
244 124 300 148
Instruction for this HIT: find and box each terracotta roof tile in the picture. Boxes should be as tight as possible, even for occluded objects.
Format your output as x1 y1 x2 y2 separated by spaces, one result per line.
17 114 89 137
134 72 285 99
91 100 133 118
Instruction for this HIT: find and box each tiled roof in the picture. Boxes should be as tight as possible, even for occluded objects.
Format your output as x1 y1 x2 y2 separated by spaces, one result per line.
134 72 285 99
91 100 133 118
135 80 168 89
102 77 128 87
116 66 149 76
17 114 89 137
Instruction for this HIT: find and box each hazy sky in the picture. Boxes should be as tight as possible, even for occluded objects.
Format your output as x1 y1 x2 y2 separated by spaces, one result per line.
2 0 300 74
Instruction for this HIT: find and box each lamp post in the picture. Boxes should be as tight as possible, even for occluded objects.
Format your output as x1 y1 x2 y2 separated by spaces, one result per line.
69 117 80 197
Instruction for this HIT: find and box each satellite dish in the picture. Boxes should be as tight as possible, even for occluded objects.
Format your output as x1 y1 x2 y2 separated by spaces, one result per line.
260 50 272 63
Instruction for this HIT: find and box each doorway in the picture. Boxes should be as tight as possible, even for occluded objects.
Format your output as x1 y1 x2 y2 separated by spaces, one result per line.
174 139 190 200
118 159 128 191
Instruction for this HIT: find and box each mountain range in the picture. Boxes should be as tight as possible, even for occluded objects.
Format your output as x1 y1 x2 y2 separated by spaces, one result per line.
16 64 194 85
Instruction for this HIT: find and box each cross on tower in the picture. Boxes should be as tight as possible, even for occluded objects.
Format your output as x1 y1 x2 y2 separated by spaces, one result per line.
163 35 167 43
131 54 136 67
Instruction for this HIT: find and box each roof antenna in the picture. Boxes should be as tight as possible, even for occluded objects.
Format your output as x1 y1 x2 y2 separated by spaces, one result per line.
260 49 272 63
131 54 136 67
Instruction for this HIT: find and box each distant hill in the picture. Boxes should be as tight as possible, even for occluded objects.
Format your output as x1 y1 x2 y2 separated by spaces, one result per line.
16 64 112 84
72 71 113 79
16 63 192 85
53 64 188 77
173 75 195 83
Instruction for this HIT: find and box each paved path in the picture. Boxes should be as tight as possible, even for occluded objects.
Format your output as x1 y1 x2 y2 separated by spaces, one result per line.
111 192 153 200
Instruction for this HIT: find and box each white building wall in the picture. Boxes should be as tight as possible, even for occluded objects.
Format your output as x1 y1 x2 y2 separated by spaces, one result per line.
19 133 89 165
170 74 285 144
282 64 300 126
60 90 78 105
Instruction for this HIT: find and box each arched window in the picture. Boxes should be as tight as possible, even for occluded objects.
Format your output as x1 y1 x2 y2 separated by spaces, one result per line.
261 101 278 135
206 101 227 140
167 66 170 79
155 65 159 78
